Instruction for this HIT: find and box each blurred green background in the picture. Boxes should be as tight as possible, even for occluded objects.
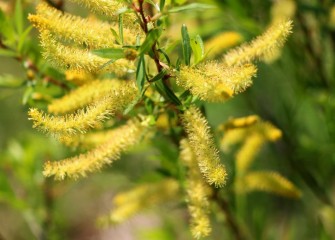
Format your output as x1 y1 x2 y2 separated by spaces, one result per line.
1 0 335 239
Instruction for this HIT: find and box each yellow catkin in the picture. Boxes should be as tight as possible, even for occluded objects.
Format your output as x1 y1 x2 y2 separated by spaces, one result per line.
181 106 227 187
218 115 260 131
28 82 137 136
330 5 335 29
68 0 137 28
220 128 248 152
59 128 118 149
258 121 282 141
236 133 264 173
177 62 257 102
271 0 296 24
48 79 124 114
43 118 148 180
64 70 94 86
205 31 243 58
39 31 134 75
235 171 301 198
29 3 119 48
105 179 179 224
180 139 212 239
223 20 293 66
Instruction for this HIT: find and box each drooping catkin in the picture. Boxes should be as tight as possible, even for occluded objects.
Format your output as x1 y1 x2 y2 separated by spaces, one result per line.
235 171 301 198
68 0 138 28
181 106 227 187
43 118 149 180
48 79 124 114
64 70 95 86
177 62 257 102
205 31 243 58
28 82 137 136
223 20 293 66
29 2 119 48
59 127 117 149
180 139 212 239
39 31 134 75
100 179 179 224
218 115 260 131
236 133 265 173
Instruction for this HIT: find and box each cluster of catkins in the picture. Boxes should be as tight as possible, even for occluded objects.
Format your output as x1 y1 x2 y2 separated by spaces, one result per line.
27 0 294 238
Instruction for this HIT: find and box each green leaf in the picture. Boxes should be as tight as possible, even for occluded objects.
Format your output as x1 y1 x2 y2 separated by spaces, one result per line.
168 3 215 13
139 28 162 55
18 26 32 53
92 48 125 59
158 48 170 65
118 14 124 45
148 69 168 82
110 28 121 45
160 0 165 12
154 80 181 106
22 86 33 105
190 34 204 65
0 49 17 57
181 24 191 66
0 75 24 88
123 94 142 115
14 0 23 35
0 9 14 40
136 54 146 92
98 59 116 70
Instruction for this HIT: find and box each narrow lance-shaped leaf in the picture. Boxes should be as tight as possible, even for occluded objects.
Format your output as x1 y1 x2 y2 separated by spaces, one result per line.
155 80 182 106
14 0 23 35
140 28 162 54
168 3 215 13
136 54 146 92
181 24 191 66
92 48 125 59
160 0 165 12
118 14 124 45
190 34 204 65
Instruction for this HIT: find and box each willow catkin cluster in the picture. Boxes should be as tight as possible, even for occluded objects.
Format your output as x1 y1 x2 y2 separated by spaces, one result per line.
177 62 257 102
39 31 134 75
236 133 265 173
60 128 118 149
28 2 119 48
68 0 137 27
43 118 148 180
223 20 293 66
180 139 212 239
28 82 137 136
219 116 282 173
64 70 95 86
235 171 301 198
181 106 227 187
102 179 179 224
205 31 243 58
48 79 124 114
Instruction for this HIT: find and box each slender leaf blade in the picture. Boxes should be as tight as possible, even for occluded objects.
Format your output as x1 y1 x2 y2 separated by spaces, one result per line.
136 54 146 92
168 3 215 13
92 48 125 59
181 24 191 66
190 34 204 65
160 0 165 12
14 0 23 35
139 28 161 55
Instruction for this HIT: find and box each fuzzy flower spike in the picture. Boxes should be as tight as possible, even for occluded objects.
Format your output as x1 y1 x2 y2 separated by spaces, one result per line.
223 19 293 66
181 106 227 187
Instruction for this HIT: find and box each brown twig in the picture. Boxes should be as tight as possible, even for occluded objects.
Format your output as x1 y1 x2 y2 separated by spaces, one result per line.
0 39 70 90
212 189 246 240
